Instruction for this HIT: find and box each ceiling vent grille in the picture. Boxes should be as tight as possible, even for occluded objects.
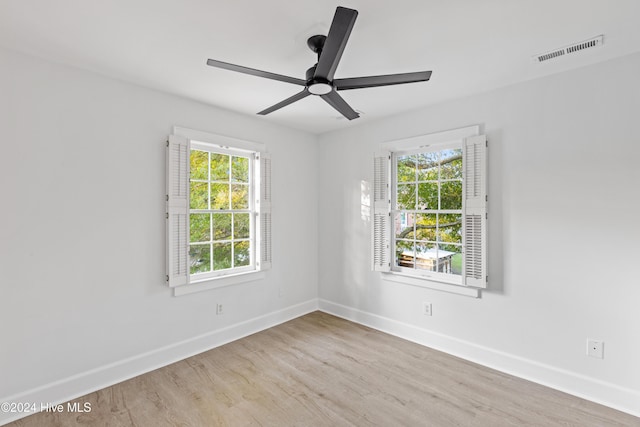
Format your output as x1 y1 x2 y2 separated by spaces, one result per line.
533 35 603 63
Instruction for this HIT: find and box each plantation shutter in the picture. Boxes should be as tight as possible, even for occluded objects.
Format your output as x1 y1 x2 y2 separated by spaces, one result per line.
372 151 391 272
257 152 272 270
462 135 488 288
166 135 190 287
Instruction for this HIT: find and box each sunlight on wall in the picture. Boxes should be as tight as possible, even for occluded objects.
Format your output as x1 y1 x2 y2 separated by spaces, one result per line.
337 179 374 308
360 180 371 222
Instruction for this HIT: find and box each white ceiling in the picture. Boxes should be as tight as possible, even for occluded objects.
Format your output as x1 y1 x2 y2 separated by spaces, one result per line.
2 1 640 134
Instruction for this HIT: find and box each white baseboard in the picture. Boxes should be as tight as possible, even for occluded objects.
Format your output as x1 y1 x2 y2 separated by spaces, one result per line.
0 299 319 426
318 299 640 418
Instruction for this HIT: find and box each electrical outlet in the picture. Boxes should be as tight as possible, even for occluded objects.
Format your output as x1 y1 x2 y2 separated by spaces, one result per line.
216 304 224 315
587 339 604 359
422 302 432 316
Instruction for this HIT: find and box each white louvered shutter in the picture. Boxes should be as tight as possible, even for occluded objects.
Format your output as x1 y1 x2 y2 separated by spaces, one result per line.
166 135 190 287
257 152 272 270
372 151 391 272
462 135 487 287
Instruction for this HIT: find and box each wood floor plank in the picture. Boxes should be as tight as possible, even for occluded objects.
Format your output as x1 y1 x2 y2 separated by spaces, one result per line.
6 311 640 426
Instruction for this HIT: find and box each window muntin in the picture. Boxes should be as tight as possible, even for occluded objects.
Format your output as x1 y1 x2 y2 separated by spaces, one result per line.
392 143 463 279
188 144 255 278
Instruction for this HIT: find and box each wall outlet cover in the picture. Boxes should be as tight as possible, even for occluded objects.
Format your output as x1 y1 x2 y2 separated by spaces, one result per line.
587 339 604 359
423 302 432 316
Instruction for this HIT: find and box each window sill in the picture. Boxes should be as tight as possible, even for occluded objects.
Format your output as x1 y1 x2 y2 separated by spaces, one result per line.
381 272 480 298
173 270 266 296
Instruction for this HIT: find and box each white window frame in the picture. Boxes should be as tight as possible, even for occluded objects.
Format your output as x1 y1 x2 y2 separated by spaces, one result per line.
373 126 487 297
166 127 271 296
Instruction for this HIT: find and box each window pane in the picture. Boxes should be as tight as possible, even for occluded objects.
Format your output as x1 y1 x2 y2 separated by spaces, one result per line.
234 213 250 239
440 181 462 210
417 183 438 210
437 244 462 275
213 213 232 241
396 240 415 268
414 213 437 242
210 183 230 210
190 213 210 243
210 153 229 181
190 182 208 209
189 244 211 274
234 241 250 267
397 184 416 210
394 212 414 239
440 149 463 179
213 242 232 270
231 184 249 209
417 152 439 181
438 214 462 244
232 156 249 183
190 150 208 180
397 155 415 182
415 243 437 271
439 242 462 254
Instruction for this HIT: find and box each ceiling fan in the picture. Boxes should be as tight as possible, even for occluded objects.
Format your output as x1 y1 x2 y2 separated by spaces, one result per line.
206 6 432 120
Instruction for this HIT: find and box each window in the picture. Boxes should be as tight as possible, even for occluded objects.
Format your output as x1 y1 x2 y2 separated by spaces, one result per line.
373 133 487 289
189 144 254 277
166 130 271 295
394 143 463 277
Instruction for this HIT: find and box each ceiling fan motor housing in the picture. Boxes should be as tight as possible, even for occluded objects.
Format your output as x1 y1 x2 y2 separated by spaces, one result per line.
306 64 333 95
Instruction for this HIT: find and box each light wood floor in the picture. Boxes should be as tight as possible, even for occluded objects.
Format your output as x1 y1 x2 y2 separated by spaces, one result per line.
8 311 640 426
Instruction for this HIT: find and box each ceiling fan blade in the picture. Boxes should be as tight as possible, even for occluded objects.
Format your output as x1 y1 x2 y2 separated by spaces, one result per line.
335 71 432 90
207 59 306 86
320 91 359 120
257 89 311 115
314 7 358 81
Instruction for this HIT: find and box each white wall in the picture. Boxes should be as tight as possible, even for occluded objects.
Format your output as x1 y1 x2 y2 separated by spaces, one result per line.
317 52 640 414
0 47 318 409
